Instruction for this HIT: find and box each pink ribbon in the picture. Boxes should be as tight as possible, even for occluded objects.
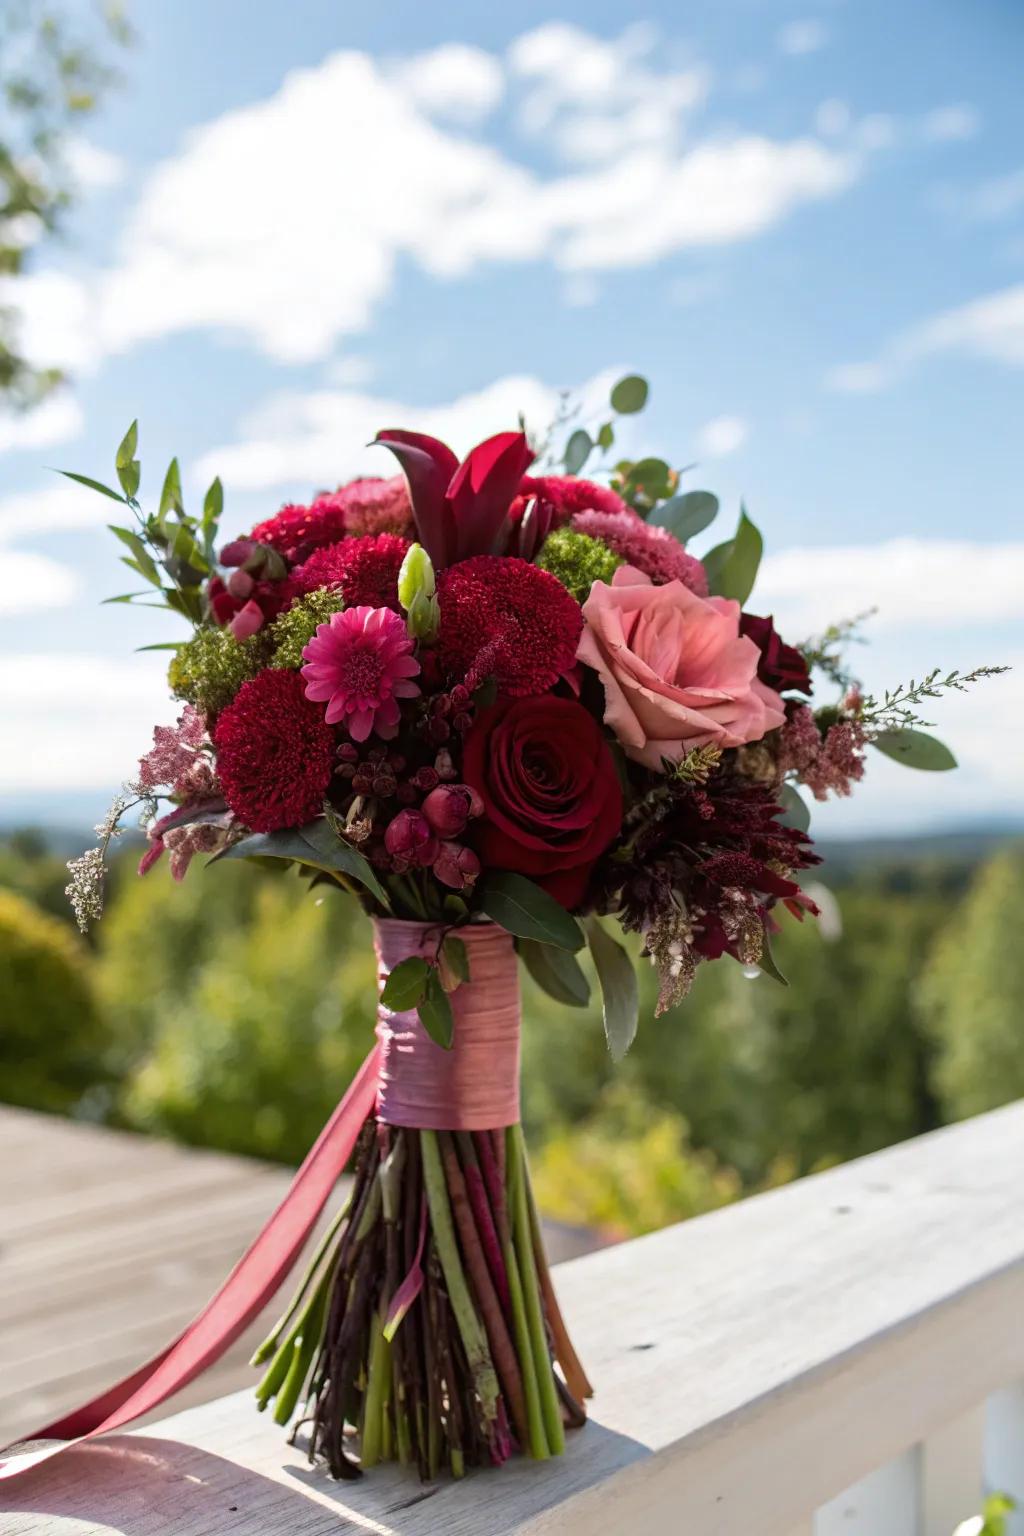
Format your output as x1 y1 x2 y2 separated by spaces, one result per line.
0 1045 380 1482
375 921 521 1131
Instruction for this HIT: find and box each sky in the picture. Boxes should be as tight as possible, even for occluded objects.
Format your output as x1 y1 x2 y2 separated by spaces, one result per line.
0 0 1021 838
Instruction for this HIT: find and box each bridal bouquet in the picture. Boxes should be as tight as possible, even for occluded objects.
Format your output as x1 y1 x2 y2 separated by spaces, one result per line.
7 376 1001 1486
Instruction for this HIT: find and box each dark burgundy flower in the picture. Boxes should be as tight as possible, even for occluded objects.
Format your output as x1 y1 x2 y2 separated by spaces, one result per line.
739 613 812 696
214 669 334 832
433 841 480 890
462 695 623 909
290 533 411 611
384 809 438 867
436 556 583 696
375 428 534 567
208 574 294 639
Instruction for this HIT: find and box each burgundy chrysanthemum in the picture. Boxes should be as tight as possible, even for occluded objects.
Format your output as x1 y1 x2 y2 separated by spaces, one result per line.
214 669 334 832
571 509 708 594
436 556 583 696
290 534 411 610
247 478 413 564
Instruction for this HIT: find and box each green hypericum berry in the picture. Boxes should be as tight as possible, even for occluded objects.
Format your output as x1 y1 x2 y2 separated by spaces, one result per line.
536 527 623 603
168 627 264 715
267 588 346 669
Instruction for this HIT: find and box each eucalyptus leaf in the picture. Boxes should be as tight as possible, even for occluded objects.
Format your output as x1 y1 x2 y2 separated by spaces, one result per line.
871 729 957 771
298 818 391 904
703 507 763 605
519 938 591 1008
418 970 454 1049
58 470 126 503
756 932 789 986
610 374 649 414
597 421 614 451
627 456 672 501
380 956 431 1011
585 917 639 1060
778 781 811 834
649 489 719 542
442 935 470 985
564 428 592 475
478 872 584 952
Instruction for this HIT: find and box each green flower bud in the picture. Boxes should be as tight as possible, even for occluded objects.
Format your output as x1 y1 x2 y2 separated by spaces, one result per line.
406 587 440 642
398 542 436 609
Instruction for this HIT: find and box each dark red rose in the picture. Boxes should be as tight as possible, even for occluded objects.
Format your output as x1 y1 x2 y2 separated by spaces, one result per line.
462 695 623 909
739 613 812 696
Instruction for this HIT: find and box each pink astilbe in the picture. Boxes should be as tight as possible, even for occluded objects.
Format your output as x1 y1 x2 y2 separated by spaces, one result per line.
137 706 213 795
572 510 708 594
301 606 421 741
779 705 867 800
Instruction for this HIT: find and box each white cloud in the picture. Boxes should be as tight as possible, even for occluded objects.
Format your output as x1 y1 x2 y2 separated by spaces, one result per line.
64 139 126 190
957 168 1024 221
0 554 80 614
815 99 851 137
391 43 503 123
0 481 114 542
694 414 748 458
562 275 600 308
194 370 617 494
0 33 861 371
826 282 1024 392
0 392 83 455
0 655 171 792
756 538 1024 637
921 105 980 144
777 20 828 56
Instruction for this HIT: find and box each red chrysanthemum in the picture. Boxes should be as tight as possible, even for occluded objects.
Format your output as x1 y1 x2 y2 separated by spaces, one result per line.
571 509 708 594
437 556 583 696
290 534 411 610
247 478 413 564
214 668 334 832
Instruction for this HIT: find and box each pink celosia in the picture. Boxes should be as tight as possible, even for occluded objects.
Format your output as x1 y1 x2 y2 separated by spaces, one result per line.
572 510 708 595
137 706 210 794
301 606 421 741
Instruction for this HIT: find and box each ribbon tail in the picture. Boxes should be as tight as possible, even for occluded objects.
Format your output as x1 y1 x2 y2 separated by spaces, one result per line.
0 1044 381 1481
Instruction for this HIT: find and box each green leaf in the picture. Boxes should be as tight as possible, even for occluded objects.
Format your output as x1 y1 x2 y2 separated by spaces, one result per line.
380 956 431 1011
478 872 584 952
703 507 763 605
870 729 957 771
108 525 161 584
597 421 614 451
610 374 649 414
166 521 209 574
519 938 591 1008
135 641 184 651
585 917 639 1060
418 970 454 1049
101 591 149 605
756 931 789 986
564 428 592 475
297 818 391 905
778 781 811 834
115 419 140 499
627 457 672 501
649 489 719 542
58 470 126 503
213 826 389 905
202 476 223 530
442 935 470 985
159 457 184 517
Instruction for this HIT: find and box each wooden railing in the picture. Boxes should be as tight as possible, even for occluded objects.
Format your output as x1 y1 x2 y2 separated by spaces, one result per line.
7 1100 1024 1535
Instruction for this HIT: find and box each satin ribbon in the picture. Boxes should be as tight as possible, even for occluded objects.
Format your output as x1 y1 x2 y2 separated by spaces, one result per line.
0 1045 380 1482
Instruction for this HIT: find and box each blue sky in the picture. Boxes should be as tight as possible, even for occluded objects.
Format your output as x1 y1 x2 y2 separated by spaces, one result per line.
1 0 1021 835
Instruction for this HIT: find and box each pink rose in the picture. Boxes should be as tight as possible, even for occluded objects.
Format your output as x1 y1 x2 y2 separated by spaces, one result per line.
578 567 786 770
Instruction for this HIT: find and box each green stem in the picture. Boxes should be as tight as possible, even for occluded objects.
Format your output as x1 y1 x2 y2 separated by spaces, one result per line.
500 1132 547 1459
361 1311 391 1468
420 1129 500 1424
250 1193 351 1366
508 1125 565 1456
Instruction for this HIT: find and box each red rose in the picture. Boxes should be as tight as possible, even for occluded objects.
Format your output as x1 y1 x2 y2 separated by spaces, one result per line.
462 695 623 909
739 613 812 696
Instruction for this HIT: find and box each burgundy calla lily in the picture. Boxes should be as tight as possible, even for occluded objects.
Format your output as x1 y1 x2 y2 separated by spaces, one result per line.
376 428 534 568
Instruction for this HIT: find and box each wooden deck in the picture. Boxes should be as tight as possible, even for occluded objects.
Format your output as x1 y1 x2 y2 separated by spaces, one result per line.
0 1105 599 1446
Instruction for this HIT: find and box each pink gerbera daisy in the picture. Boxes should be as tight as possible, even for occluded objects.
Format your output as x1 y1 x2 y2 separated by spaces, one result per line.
301 607 421 741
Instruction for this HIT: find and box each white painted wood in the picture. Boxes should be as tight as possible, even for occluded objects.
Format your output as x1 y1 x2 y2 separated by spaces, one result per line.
6 1101 1024 1536
922 1405 985 1536
985 1385 1024 1536
815 1448 920 1535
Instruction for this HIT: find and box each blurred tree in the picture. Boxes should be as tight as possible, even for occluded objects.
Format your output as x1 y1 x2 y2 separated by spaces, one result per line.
919 846 1024 1119
530 1080 743 1237
1 0 130 405
0 885 110 1113
0 833 76 922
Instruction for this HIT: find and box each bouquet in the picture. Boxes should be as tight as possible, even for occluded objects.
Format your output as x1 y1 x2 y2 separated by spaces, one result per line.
3 375 1004 1485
